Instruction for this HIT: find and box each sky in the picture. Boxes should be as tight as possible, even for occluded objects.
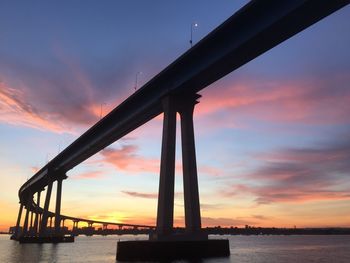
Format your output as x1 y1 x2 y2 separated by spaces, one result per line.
0 1 349 231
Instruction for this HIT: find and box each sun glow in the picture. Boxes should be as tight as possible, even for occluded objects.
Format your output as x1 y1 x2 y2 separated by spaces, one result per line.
88 212 127 224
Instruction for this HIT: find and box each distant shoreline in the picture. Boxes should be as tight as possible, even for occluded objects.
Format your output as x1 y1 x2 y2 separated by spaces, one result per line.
203 227 350 236
3 227 350 236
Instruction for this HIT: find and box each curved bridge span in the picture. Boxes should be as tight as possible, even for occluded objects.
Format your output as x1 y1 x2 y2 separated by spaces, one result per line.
13 0 349 241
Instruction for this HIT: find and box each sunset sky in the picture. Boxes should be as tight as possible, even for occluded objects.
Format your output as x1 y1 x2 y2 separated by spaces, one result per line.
1 1 349 232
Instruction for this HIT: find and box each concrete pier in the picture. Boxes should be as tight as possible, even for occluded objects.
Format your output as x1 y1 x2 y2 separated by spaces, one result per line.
39 182 53 237
117 239 230 261
116 95 229 261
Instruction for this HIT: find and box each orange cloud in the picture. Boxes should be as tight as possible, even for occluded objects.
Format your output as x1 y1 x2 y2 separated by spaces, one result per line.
0 80 123 134
0 82 70 132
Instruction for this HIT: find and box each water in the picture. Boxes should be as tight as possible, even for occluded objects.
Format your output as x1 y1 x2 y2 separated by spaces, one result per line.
1 234 349 263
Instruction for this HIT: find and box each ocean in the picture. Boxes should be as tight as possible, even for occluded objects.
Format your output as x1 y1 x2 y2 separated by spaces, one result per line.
1 234 349 262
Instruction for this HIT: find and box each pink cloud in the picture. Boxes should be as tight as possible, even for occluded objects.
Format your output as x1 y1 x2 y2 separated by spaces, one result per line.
224 136 350 204
51 44 94 101
121 191 158 199
73 171 105 180
101 143 223 177
0 42 127 134
101 145 160 174
0 82 69 132
198 165 224 177
0 81 112 133
227 184 350 205
196 74 350 127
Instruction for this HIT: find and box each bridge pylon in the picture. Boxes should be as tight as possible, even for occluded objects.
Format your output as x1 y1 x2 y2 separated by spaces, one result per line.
117 94 229 260
153 94 205 241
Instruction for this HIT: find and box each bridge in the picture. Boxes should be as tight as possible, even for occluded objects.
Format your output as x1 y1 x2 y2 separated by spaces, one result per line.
11 0 349 260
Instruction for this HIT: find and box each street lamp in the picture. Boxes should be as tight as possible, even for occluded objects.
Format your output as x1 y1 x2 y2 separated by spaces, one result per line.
134 71 143 92
190 22 198 47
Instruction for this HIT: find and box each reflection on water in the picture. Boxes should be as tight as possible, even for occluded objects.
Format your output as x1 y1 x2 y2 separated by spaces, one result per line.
1 234 350 263
7 240 59 263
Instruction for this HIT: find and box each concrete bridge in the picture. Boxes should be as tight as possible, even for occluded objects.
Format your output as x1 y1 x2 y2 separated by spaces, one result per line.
11 0 349 260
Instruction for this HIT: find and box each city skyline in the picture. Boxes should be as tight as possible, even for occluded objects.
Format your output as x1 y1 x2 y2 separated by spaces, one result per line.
1 1 350 231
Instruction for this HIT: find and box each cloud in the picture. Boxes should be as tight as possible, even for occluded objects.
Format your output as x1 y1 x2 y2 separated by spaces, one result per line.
85 211 156 226
101 143 224 178
200 203 226 211
251 214 270 221
0 82 69 132
120 217 156 226
0 44 127 133
121 191 158 199
72 171 105 180
196 74 350 128
199 165 224 177
101 144 160 174
0 79 116 134
3 50 347 137
224 136 350 204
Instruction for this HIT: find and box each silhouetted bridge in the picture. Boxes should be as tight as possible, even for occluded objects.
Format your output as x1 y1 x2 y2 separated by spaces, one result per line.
12 0 349 259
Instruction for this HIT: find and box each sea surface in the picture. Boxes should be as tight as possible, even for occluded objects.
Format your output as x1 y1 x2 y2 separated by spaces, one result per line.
0 234 349 263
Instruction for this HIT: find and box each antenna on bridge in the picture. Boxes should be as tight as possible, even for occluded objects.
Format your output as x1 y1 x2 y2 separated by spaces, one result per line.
190 22 198 47
134 71 143 92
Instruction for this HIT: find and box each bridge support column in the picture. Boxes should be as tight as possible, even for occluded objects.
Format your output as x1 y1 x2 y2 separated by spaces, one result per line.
117 94 228 260
33 191 41 235
55 178 63 235
73 220 79 235
153 94 205 240
155 96 177 238
40 181 53 237
39 214 42 232
179 97 202 234
29 211 34 234
22 196 32 236
13 204 23 238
